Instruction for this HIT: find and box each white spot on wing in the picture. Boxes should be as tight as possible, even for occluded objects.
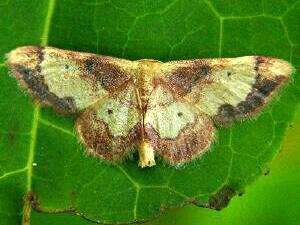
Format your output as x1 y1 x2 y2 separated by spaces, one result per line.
96 85 139 136
195 56 257 116
145 86 195 138
145 102 195 138
41 49 107 110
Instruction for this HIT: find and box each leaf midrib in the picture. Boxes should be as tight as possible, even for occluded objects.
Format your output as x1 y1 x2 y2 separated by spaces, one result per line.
22 0 57 224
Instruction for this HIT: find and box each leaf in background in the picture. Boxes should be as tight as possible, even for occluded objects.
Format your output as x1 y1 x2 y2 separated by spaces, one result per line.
0 0 299 224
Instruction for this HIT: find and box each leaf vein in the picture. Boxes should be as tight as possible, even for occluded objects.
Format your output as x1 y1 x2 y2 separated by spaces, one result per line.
0 167 28 181
39 118 75 137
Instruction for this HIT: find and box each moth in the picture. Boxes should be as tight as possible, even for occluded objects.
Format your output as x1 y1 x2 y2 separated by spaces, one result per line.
6 46 293 167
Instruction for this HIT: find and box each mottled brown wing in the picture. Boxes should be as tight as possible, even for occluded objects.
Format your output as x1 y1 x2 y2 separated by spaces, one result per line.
162 56 292 124
144 85 215 165
6 46 133 114
76 84 141 161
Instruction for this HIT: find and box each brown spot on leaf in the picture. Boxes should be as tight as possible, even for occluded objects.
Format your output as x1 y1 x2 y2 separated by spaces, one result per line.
8 129 16 145
70 191 76 198
207 185 236 210
264 168 271 176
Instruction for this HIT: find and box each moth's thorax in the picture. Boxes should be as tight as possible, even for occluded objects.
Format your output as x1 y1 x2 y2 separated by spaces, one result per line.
135 59 163 81
132 60 164 109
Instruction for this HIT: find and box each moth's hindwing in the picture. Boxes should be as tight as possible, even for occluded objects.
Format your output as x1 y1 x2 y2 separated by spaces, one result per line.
144 85 215 165
76 84 141 161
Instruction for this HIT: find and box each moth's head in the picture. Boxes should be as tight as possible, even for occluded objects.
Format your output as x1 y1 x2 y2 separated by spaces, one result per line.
136 58 163 64
136 59 163 69
6 46 41 71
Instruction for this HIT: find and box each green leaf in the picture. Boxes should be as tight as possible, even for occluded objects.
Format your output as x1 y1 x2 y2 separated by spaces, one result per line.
0 0 299 224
